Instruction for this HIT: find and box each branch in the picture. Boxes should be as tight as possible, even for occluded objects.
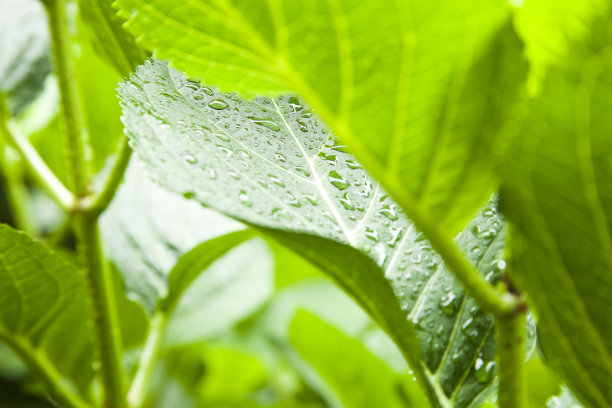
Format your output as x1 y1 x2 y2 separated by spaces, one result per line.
43 0 126 406
497 306 527 408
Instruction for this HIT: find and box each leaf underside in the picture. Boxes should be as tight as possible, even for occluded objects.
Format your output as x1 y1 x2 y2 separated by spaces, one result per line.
119 61 535 407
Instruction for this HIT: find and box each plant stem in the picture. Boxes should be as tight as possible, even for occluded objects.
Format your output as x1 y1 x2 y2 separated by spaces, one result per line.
0 97 74 211
85 136 132 216
0 145 33 233
0 332 93 408
43 0 126 406
127 313 168 408
497 308 527 408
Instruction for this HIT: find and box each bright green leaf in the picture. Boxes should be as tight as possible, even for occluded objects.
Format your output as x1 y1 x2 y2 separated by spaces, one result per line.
499 11 612 408
290 310 427 408
115 0 524 234
77 0 146 75
0 224 94 405
118 61 535 407
512 0 609 93
160 228 256 313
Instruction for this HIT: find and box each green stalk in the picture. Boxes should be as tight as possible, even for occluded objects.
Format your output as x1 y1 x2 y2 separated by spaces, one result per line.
497 308 527 408
0 97 74 211
43 0 126 406
127 313 168 408
84 136 132 216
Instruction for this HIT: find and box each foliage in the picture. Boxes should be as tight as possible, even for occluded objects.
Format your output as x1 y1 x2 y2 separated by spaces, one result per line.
0 0 610 408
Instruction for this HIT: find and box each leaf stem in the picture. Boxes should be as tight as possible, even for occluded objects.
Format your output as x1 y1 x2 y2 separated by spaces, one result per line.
84 136 132 216
43 0 126 406
127 313 167 408
0 96 74 211
0 332 93 408
497 308 527 408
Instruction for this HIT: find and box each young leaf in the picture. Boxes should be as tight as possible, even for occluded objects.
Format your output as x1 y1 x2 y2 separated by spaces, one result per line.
100 160 244 312
289 310 427 408
499 11 612 408
76 0 145 76
115 0 523 234
0 224 93 407
119 61 534 407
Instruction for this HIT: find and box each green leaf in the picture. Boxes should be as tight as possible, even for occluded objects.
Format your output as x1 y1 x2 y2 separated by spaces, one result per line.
76 0 146 75
290 310 427 408
512 0 609 93
119 61 535 407
160 229 256 313
115 0 524 234
100 160 245 312
0 0 50 114
547 388 584 408
499 11 612 408
0 224 93 406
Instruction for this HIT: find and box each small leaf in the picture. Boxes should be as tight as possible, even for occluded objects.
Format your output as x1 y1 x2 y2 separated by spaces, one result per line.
0 224 94 403
289 310 428 408
160 228 256 313
119 61 535 407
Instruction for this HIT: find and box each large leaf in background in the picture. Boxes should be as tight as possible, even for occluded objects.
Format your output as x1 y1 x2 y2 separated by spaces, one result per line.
290 310 426 408
101 160 274 342
512 0 609 93
0 0 50 114
119 61 536 407
0 224 94 405
115 0 524 234
77 0 145 75
499 10 612 408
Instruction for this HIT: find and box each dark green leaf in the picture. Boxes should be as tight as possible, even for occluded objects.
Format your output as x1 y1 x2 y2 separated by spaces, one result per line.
0 224 94 402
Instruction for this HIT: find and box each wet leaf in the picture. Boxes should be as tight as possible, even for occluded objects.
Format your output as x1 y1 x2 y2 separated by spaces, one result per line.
118 61 535 407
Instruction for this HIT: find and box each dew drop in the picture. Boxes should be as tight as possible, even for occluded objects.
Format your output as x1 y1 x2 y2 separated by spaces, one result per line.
248 116 280 131
365 227 379 242
239 190 252 207
208 99 229 110
328 171 350 190
213 133 231 142
268 174 286 188
288 96 303 112
202 87 214 96
379 204 399 221
339 193 355 211
346 160 363 170
440 292 457 316
295 167 311 177
183 154 197 165
474 358 495 383
193 93 203 100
